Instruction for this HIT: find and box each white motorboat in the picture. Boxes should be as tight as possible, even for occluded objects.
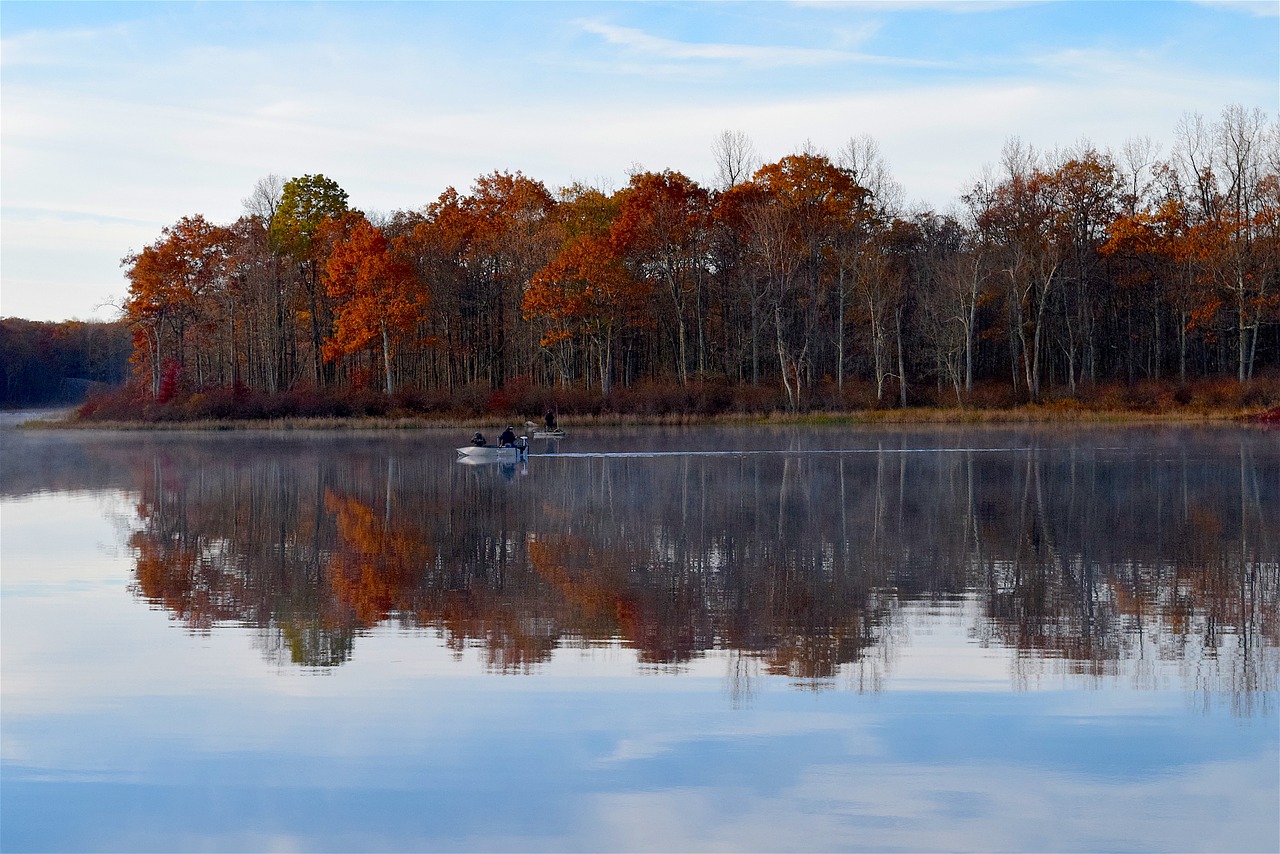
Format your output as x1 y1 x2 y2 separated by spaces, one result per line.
457 437 529 459
456 445 524 458
531 429 566 439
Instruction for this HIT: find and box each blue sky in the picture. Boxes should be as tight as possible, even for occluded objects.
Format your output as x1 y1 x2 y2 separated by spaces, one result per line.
2 1 1277 322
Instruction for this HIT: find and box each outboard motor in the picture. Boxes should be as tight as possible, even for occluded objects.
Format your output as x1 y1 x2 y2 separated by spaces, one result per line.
515 436 529 457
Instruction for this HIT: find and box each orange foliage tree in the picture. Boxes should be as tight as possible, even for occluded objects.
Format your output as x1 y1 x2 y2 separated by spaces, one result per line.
611 170 711 385
524 230 647 395
523 183 652 394
122 214 232 398
322 213 424 394
747 153 870 407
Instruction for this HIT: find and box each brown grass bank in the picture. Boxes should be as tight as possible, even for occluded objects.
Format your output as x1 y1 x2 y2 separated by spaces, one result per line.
28 374 1280 430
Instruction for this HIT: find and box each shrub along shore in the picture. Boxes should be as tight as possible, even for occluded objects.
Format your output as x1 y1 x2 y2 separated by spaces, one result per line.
29 374 1280 429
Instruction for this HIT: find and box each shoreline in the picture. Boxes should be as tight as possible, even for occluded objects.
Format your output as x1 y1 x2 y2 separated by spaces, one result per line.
10 405 1273 431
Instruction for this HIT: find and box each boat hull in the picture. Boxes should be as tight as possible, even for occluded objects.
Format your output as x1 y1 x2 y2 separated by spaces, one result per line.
456 454 525 467
456 444 527 458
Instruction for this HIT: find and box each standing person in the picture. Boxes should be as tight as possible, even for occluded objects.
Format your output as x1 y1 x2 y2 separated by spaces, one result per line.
544 411 557 432
498 425 516 447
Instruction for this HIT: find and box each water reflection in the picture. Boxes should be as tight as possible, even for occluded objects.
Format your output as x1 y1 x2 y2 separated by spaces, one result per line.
4 427 1277 709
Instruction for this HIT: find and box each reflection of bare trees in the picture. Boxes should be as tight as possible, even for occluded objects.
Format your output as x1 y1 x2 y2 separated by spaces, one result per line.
60 429 1277 706
969 437 1278 711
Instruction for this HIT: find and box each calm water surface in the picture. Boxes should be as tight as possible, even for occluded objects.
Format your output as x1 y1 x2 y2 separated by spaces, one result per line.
1 423 1277 853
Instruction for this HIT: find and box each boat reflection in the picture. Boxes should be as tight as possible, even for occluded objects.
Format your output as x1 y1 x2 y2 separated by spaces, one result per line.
456 454 529 478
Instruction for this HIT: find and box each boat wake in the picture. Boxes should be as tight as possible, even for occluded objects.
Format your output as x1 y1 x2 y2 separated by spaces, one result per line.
529 447 1032 459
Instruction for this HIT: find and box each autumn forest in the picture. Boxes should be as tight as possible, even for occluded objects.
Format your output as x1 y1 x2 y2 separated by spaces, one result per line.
90 105 1280 419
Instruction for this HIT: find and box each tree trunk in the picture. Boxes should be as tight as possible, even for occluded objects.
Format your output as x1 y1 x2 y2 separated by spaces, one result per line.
869 296 885 403
381 321 393 395
835 268 846 394
775 305 795 410
1028 263 1058 403
1247 316 1260 381
964 291 976 395
895 305 906 407
147 325 161 398
599 327 613 397
304 262 324 388
750 291 760 386
1179 309 1188 384
667 270 688 386
1237 274 1248 383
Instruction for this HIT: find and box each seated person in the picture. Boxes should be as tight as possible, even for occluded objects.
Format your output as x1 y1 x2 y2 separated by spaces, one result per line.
470 432 487 447
498 425 516 447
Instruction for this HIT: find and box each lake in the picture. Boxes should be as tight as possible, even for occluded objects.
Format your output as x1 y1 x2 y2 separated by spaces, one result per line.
1 422 1276 853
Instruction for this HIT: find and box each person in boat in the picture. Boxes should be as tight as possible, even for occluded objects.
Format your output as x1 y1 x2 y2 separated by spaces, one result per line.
498 425 516 447
544 411 557 432
470 432 487 447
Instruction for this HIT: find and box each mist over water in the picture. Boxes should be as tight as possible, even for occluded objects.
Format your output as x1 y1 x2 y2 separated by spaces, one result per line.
2 424 1277 852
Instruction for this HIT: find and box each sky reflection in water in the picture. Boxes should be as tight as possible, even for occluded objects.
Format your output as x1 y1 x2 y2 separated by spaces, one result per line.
1 425 1276 853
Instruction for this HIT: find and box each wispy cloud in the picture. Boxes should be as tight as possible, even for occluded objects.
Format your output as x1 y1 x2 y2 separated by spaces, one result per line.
576 20 931 68
796 1 1040 12
0 22 133 68
1193 0 1280 17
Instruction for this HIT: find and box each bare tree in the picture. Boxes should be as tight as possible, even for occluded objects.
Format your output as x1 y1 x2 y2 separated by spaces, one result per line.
239 174 290 391
1173 111 1219 220
242 174 285 224
712 130 759 190
1216 105 1272 380
838 134 904 217
1120 135 1161 215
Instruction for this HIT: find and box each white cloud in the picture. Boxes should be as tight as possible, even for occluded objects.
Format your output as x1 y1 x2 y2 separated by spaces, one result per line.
571 753 1280 852
797 1 1042 12
0 22 133 68
1193 0 1280 17
577 19 897 67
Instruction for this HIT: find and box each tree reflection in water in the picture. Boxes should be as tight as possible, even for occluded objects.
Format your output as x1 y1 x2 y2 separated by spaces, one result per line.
112 429 1277 710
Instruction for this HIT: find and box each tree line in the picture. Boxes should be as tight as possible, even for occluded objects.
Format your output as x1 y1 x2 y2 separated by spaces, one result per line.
0 318 131 407
114 105 1279 417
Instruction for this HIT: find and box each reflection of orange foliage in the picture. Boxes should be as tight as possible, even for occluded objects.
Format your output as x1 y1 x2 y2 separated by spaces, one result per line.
528 536 617 620
529 534 689 662
419 590 561 673
130 531 244 632
767 634 843 681
1112 582 1150 623
324 490 435 626
762 583 872 681
613 597 640 640
132 533 198 614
